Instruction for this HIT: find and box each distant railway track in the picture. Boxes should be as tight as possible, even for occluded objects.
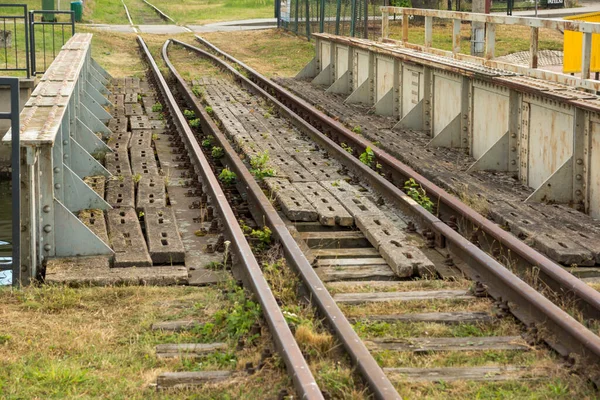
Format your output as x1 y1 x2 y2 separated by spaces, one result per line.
134 34 600 397
122 0 191 32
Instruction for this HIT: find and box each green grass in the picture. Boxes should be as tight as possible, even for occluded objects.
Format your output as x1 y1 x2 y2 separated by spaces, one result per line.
0 284 292 399
0 12 75 76
388 22 563 57
145 0 274 25
80 0 274 25
83 0 129 24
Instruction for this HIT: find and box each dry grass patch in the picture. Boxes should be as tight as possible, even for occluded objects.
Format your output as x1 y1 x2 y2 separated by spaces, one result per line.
200 29 314 78
168 43 231 82
326 279 472 295
295 324 335 356
341 297 491 317
394 364 596 400
375 348 540 369
353 318 521 339
79 27 197 78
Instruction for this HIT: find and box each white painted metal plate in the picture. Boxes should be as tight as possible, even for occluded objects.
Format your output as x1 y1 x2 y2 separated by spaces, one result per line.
375 56 394 104
432 72 461 137
353 50 370 91
319 41 331 71
401 66 423 118
335 45 349 81
527 101 574 188
472 82 509 159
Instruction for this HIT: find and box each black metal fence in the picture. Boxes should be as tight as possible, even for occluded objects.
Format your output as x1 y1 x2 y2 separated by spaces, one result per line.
29 10 75 75
0 4 30 78
0 4 75 77
276 0 386 40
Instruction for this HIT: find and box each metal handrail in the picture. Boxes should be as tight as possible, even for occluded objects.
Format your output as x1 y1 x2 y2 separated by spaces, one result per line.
2 33 114 285
380 7 600 81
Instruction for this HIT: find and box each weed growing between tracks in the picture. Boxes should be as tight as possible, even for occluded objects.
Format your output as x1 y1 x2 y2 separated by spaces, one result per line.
167 56 370 398
257 245 368 399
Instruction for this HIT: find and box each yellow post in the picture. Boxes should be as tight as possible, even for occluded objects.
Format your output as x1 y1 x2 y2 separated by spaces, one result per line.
563 12 600 74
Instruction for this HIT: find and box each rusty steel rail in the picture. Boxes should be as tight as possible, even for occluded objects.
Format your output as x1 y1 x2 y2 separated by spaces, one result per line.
172 37 600 378
136 36 323 400
164 39 402 400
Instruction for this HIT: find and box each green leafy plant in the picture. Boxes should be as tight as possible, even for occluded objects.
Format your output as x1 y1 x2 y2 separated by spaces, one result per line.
191 85 204 98
214 297 261 343
239 219 253 235
195 282 262 344
404 178 434 213
189 118 201 129
249 151 276 180
136 94 142 101
184 109 196 120
340 143 354 155
205 106 214 115
205 261 224 270
152 102 163 112
211 146 224 159
218 167 237 185
352 125 362 134
250 226 272 248
359 147 375 167
132 174 142 184
201 136 213 148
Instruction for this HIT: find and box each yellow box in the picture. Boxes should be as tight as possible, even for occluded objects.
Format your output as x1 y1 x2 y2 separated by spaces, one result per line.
563 12 600 74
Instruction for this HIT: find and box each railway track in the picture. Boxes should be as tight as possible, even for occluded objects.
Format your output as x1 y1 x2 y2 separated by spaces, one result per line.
131 35 600 398
122 0 190 33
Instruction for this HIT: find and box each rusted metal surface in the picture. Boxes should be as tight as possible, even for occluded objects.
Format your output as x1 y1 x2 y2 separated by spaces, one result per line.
168 39 402 400
190 35 600 375
137 36 324 400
